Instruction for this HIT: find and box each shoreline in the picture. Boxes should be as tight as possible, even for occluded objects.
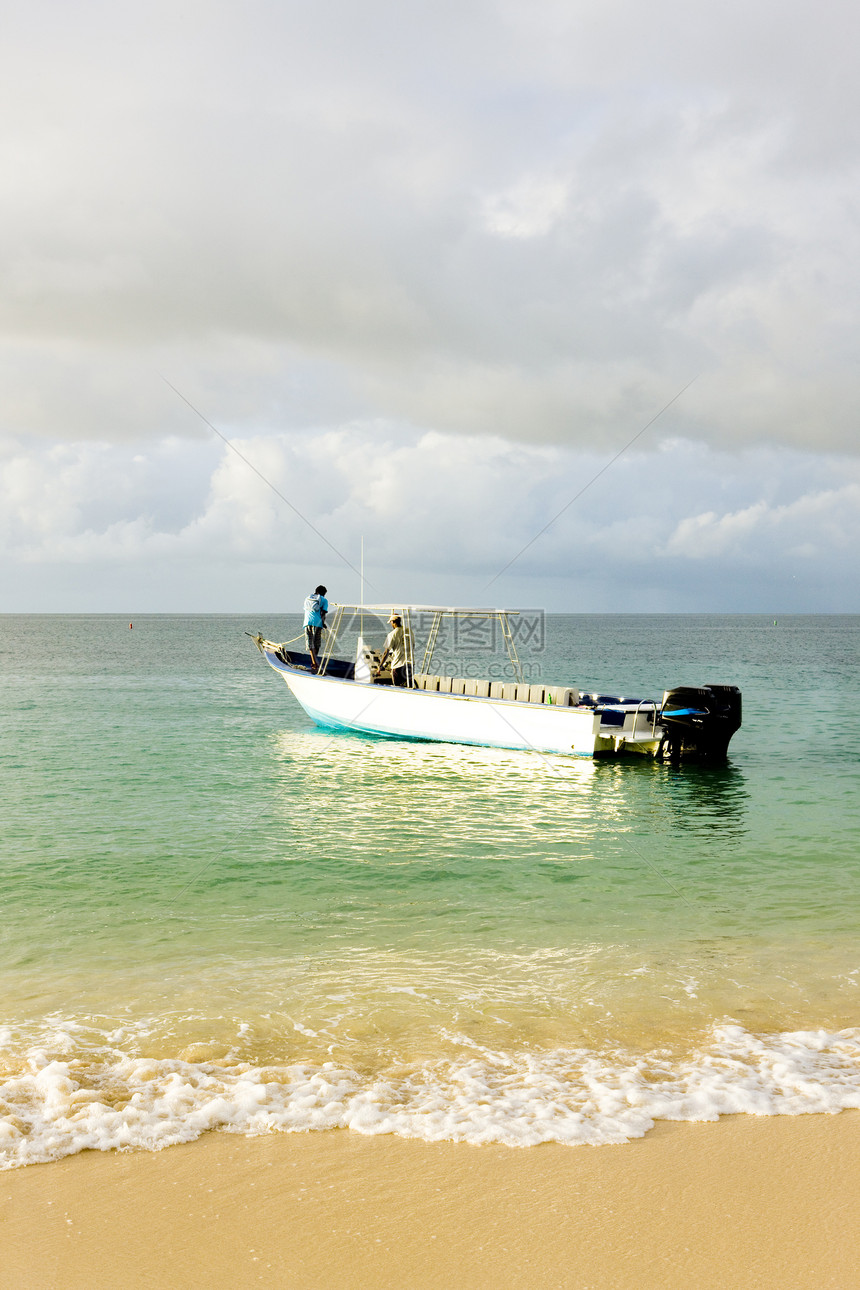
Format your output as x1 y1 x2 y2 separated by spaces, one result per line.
3 1112 859 1289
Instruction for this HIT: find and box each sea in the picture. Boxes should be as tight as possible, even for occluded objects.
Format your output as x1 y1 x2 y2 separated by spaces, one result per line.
1 613 859 1168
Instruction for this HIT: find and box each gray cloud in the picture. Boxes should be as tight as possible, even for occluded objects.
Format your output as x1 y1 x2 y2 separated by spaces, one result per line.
1 0 859 456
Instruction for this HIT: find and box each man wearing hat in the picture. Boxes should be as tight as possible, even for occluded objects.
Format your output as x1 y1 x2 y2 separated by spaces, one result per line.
379 614 413 688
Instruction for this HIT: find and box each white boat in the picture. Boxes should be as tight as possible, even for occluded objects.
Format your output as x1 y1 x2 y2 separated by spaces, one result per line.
251 604 741 762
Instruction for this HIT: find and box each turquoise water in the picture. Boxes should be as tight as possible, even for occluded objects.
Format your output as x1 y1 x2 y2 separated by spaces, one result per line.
1 614 859 1163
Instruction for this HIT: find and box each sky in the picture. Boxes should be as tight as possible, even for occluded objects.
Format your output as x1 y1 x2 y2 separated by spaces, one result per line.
1 0 858 613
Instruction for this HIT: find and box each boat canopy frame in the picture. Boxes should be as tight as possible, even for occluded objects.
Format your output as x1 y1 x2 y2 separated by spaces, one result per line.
317 603 524 684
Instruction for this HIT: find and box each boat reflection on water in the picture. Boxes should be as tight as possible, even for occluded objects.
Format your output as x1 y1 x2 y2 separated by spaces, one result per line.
269 723 749 876
591 757 750 842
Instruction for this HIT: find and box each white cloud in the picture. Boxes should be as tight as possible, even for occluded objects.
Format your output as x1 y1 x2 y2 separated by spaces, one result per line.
481 176 570 239
1 427 857 610
665 485 860 561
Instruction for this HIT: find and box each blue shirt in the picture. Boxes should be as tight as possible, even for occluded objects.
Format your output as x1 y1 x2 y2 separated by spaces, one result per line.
303 593 328 627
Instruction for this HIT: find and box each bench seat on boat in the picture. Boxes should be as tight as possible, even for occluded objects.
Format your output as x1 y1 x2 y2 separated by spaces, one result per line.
413 675 579 705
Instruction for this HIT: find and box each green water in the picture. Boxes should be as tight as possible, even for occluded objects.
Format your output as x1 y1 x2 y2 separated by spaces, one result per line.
1 614 858 1159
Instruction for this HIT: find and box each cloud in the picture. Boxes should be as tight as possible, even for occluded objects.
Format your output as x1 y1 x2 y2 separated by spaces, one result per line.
1 426 857 610
2 2 859 610
664 485 860 562
1 1 859 455
481 176 571 239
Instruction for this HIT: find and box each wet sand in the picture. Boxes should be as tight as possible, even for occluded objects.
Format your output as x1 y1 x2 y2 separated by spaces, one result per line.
2 1113 858 1289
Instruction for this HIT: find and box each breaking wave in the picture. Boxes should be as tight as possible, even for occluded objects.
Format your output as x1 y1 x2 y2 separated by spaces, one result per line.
2 1022 859 1168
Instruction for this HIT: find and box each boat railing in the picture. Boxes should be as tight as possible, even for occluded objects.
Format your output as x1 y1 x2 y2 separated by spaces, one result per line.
317 604 346 676
594 698 661 735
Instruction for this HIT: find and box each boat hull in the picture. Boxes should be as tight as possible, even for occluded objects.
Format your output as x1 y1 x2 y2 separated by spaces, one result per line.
264 651 661 758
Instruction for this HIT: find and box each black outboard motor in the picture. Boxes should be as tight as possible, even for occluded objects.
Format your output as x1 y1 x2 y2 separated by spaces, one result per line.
659 684 742 763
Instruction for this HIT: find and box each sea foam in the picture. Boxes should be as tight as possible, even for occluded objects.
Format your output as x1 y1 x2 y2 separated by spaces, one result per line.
1 1024 860 1168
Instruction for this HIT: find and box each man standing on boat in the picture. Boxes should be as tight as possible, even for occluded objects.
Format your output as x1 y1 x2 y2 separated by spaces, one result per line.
303 584 328 673
379 614 413 688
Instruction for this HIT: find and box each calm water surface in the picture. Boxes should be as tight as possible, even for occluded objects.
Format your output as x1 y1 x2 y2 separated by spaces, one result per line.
1 614 858 1162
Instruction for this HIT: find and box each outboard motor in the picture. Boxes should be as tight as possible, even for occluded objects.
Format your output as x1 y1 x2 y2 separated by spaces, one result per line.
659 684 742 762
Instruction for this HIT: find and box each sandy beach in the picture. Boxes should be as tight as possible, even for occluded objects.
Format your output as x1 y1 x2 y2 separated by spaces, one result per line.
2 1113 858 1289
